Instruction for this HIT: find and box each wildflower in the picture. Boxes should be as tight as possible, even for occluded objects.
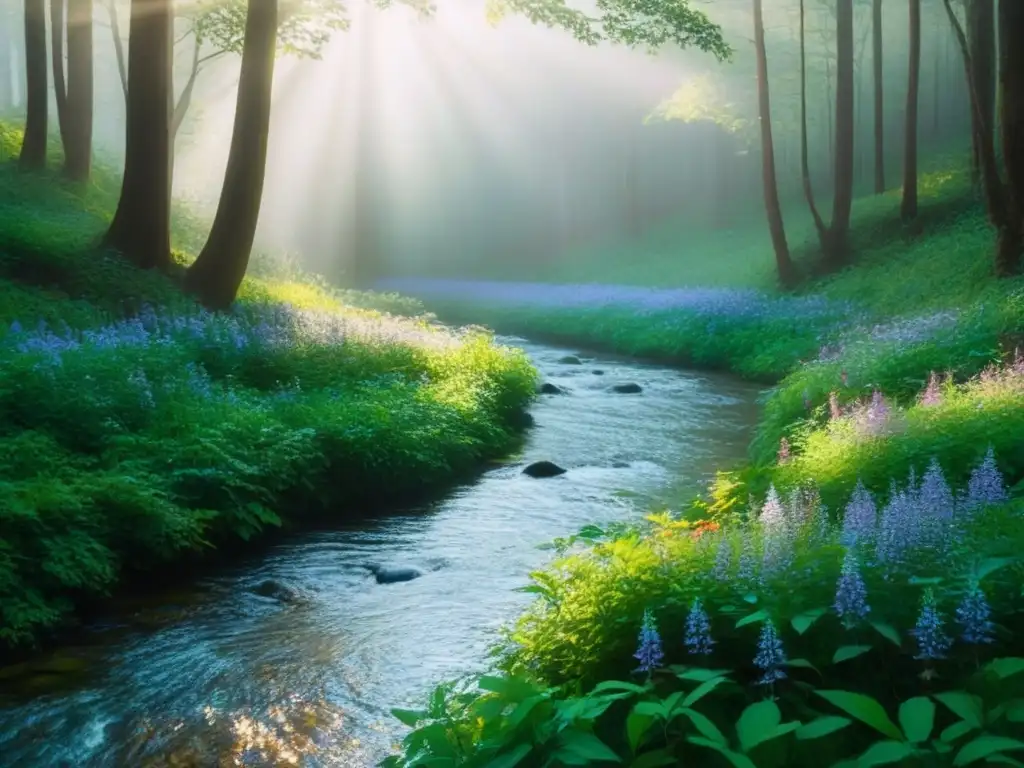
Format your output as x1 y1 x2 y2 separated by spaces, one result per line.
829 391 842 421
912 589 952 661
956 581 995 645
760 486 786 529
684 598 715 656
712 536 731 581
737 530 757 585
918 458 954 522
876 483 917 568
634 608 664 673
777 437 791 465
754 620 787 685
920 372 942 406
841 480 877 547
834 549 871 627
963 447 1008 511
866 389 889 430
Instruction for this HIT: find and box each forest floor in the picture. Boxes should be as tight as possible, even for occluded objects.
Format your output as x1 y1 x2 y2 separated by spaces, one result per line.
380 163 1024 767
0 122 536 653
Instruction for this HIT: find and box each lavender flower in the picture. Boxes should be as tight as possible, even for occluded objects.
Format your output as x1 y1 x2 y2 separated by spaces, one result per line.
634 608 664 673
760 486 786 529
918 458 955 522
963 447 1008 512
754 620 787 685
876 483 917 568
920 372 942 406
841 480 877 547
712 537 731 581
834 549 871 628
956 581 995 645
912 589 952 661
737 530 757 585
684 598 715 656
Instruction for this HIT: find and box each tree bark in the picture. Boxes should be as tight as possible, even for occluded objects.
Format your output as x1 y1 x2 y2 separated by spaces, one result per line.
103 0 128 102
50 0 70 151
966 0 995 187
998 0 1024 274
19 0 48 171
901 0 921 222
800 0 827 243
828 0 855 266
104 0 173 270
753 0 795 287
63 0 93 181
185 0 278 309
872 0 884 193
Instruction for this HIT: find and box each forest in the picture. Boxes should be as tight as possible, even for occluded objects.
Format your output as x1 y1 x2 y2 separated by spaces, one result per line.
0 0 1023 766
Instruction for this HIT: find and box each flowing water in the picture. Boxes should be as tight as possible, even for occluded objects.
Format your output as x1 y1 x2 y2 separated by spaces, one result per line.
0 339 762 767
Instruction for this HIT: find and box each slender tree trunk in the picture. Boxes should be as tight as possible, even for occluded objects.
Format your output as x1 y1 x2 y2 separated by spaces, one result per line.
800 0 827 244
828 0 856 265
998 0 1024 274
63 0 92 180
20 0 48 171
966 0 995 186
50 0 69 150
104 0 172 270
185 0 278 309
0 18 12 111
901 0 921 222
753 0 795 287
104 0 127 102
171 39 201 140
872 0 884 193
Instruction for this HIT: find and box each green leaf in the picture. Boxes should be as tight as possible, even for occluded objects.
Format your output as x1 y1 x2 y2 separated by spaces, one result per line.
986 758 1024 768
682 676 729 708
687 737 757 768
975 557 1018 581
941 720 978 743
909 576 944 586
742 593 759 604
954 736 1024 766
628 750 678 768
1005 700 1024 724
672 666 732 683
935 692 985 729
633 701 665 718
985 658 1024 681
791 608 827 635
736 700 782 753
592 680 651 695
391 708 427 727
736 610 769 628
627 709 657 754
899 697 936 743
869 621 902 648
678 708 728 745
832 645 872 664
796 716 852 740
487 744 533 768
814 691 903 740
856 740 915 766
555 730 622 764
786 658 821 674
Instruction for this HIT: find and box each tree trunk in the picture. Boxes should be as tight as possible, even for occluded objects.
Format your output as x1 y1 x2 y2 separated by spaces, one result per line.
104 0 127 102
901 0 921 222
828 0 856 265
19 0 48 171
753 0 795 287
184 0 278 309
63 0 93 181
800 0 827 244
0 18 12 111
872 0 884 193
104 0 172 270
966 1 995 187
50 0 69 151
998 0 1024 275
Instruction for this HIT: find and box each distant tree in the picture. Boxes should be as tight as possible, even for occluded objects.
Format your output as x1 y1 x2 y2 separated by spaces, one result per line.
104 0 173 270
871 0 883 193
752 0 795 286
0 9 13 111
18 0 48 171
51 0 93 180
965 0 995 187
900 0 920 222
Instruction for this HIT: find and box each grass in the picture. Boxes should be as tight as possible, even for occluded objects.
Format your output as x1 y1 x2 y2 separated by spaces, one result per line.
379 158 1024 766
0 122 537 651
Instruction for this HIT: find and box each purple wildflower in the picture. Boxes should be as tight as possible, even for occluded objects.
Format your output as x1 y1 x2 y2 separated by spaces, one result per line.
684 598 715 656
920 372 942 406
876 483 917 568
760 486 786 529
963 447 1008 512
918 458 955 522
754 620 787 685
737 530 757 585
777 437 791 465
712 537 731 581
841 480 877 547
634 608 664 673
956 581 995 645
912 589 952 661
834 549 871 628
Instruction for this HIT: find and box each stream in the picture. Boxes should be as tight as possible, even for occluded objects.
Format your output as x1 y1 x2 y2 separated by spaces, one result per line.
0 339 761 767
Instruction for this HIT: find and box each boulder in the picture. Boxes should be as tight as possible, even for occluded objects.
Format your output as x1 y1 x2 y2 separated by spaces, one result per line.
251 579 305 604
611 382 643 394
539 382 568 395
372 566 424 585
592 369 605 375
523 460 567 478
557 355 582 365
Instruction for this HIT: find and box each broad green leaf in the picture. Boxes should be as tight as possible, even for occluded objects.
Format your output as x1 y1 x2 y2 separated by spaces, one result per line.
975 557 1018 581
832 645 872 664
679 707 728 745
628 750 678 768
954 736 1024 766
814 691 903 740
391 708 427 727
791 608 827 635
687 737 757 768
1006 700 1024 723
796 716 852 740
555 730 623 764
941 720 977 743
736 700 782 753
633 701 665 718
856 740 915 766
672 666 732 683
627 709 657 754
736 610 769 628
487 744 532 768
661 691 685 718
909 576 944 586
985 658 1024 681
592 680 651 695
786 658 821 674
935 692 985 729
506 696 545 730
899 697 936 743
683 676 729 707
743 593 759 604
870 621 902 648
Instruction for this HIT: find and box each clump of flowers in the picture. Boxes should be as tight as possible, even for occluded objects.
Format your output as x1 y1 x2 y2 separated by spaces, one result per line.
841 479 877 547
834 548 871 628
912 589 952 663
754 620 787 686
684 599 714 656
963 447 1008 512
634 608 664 674
919 371 943 406
956 581 995 645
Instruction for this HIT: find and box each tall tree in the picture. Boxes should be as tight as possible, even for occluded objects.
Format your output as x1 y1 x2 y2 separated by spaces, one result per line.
901 0 921 222
871 0 884 193
0 9 13 111
185 0 278 309
752 0 794 286
104 0 173 270
51 0 70 152
19 0 48 171
51 0 93 180
966 0 995 187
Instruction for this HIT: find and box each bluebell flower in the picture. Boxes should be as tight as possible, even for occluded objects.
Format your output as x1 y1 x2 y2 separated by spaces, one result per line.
712 537 731 581
956 581 995 645
634 608 664 674
754 620 787 685
912 589 952 661
834 548 871 627
841 480 877 547
918 458 955 522
737 530 757 586
963 447 1008 512
685 598 714 656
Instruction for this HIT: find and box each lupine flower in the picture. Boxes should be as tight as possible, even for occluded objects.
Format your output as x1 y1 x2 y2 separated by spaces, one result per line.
920 372 942 406
912 589 952 661
956 581 995 645
841 480 877 547
712 536 731 581
834 549 871 627
737 530 757 585
684 598 715 656
963 447 1008 511
760 486 786 529
634 608 664 673
918 458 955 522
876 483 917 568
754 620 787 685
777 437 791 465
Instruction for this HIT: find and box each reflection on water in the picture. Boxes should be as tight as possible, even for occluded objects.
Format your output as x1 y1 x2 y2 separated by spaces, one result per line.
0 340 761 767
